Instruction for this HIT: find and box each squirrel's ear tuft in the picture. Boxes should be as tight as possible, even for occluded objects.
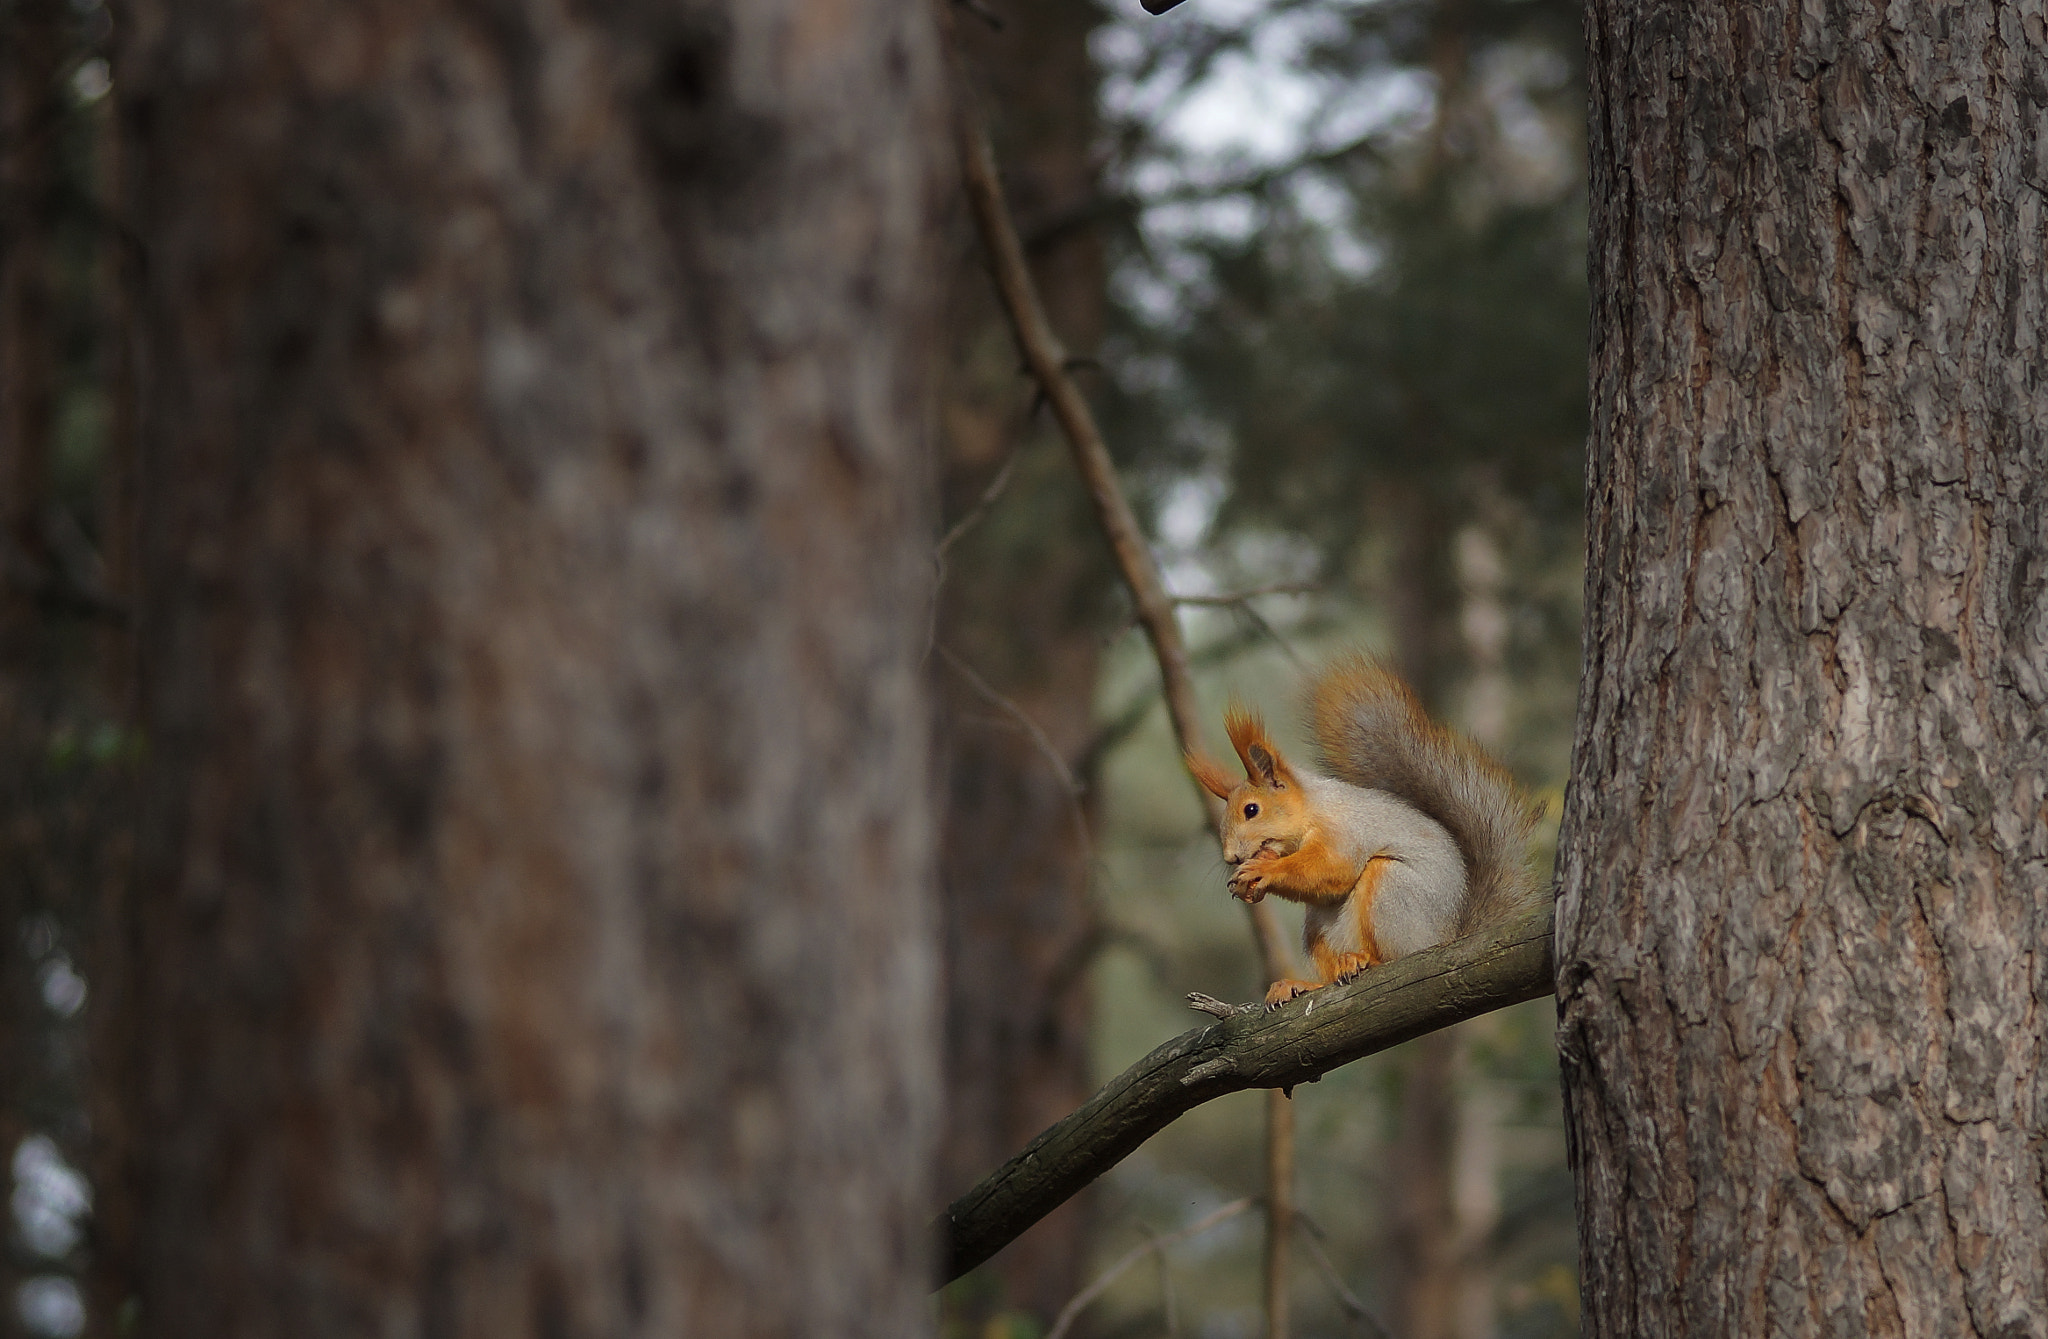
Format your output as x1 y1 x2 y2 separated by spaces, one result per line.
1223 703 1285 787
1185 751 1237 800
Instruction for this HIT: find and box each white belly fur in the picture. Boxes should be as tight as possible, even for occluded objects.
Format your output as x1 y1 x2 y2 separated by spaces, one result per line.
1295 772 1468 966
1368 856 1463 959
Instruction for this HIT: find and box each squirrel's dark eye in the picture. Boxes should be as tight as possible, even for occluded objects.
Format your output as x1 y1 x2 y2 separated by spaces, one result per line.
1243 802 1260 819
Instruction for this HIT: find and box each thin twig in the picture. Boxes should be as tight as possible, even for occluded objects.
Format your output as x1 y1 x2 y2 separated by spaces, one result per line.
1043 1198 1254 1339
1023 128 1388 252
1232 599 1308 673
1295 1214 1397 1339
1154 1223 1181 1338
937 644 1095 881
935 443 1024 564
938 645 1082 800
1077 624 1276 778
1168 581 1321 606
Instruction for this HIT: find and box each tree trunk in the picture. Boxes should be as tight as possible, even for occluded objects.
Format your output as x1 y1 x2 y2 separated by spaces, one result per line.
934 2 1109 1328
1384 490 1508 1339
1560 5 2048 1335
107 2 948 1334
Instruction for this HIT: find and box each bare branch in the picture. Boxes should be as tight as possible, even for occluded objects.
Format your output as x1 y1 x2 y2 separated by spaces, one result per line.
1043 1198 1255 1339
934 904 1555 1284
1023 129 1388 253
926 433 1025 661
1168 582 1321 606
1185 991 1243 1019
1154 1222 1181 1338
938 644 1083 800
1296 1214 1397 1339
1231 598 1308 673
935 444 1024 565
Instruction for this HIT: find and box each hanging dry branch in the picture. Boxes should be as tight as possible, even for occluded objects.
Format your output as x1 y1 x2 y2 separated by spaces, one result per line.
935 904 1554 1283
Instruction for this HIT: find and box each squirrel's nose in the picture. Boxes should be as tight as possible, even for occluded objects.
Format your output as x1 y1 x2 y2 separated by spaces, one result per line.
1224 851 1243 866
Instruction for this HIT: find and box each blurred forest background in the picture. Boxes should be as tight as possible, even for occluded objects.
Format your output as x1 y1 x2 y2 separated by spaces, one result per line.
1 0 1587 1336
936 2 1586 1337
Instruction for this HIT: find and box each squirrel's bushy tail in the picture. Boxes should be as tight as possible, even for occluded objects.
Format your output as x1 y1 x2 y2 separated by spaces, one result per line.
1307 654 1545 936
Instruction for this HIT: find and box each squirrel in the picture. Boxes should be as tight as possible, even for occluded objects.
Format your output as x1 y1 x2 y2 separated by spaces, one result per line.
1185 654 1544 1009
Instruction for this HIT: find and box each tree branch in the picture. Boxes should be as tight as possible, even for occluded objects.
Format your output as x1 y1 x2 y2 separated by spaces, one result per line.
934 903 1555 1284
1168 582 1321 606
1022 130 1387 253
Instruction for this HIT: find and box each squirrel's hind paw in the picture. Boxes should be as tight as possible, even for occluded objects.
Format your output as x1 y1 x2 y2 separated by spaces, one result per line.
1263 978 1320 1010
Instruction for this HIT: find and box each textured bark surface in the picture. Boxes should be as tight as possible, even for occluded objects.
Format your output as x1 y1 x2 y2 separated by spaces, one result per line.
1560 4 2048 1335
109 2 947 1334
933 2 1109 1325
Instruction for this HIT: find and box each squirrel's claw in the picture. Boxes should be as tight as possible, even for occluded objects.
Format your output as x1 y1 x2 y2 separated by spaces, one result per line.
1262 978 1318 1010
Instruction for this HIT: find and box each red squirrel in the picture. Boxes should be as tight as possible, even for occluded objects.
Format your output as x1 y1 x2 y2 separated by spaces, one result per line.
1186 654 1543 1009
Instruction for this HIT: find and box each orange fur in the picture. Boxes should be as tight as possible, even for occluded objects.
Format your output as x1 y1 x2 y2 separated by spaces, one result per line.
1202 659 1544 1013
1184 751 1238 801
1263 976 1324 1008
1223 705 1273 778
1345 856 1393 972
1230 831 1359 904
1307 653 1542 936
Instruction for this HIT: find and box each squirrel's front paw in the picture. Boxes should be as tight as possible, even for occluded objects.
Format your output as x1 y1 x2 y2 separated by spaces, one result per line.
1229 851 1278 902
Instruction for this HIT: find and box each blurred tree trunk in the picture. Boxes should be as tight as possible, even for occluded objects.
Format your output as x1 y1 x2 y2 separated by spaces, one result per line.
104 2 948 1335
934 2 1110 1329
1384 489 1504 1339
1561 4 2048 1334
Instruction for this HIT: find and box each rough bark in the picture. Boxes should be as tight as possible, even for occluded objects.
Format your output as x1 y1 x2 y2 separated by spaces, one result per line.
108 2 947 1335
933 1 1109 1326
1560 4 2048 1335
